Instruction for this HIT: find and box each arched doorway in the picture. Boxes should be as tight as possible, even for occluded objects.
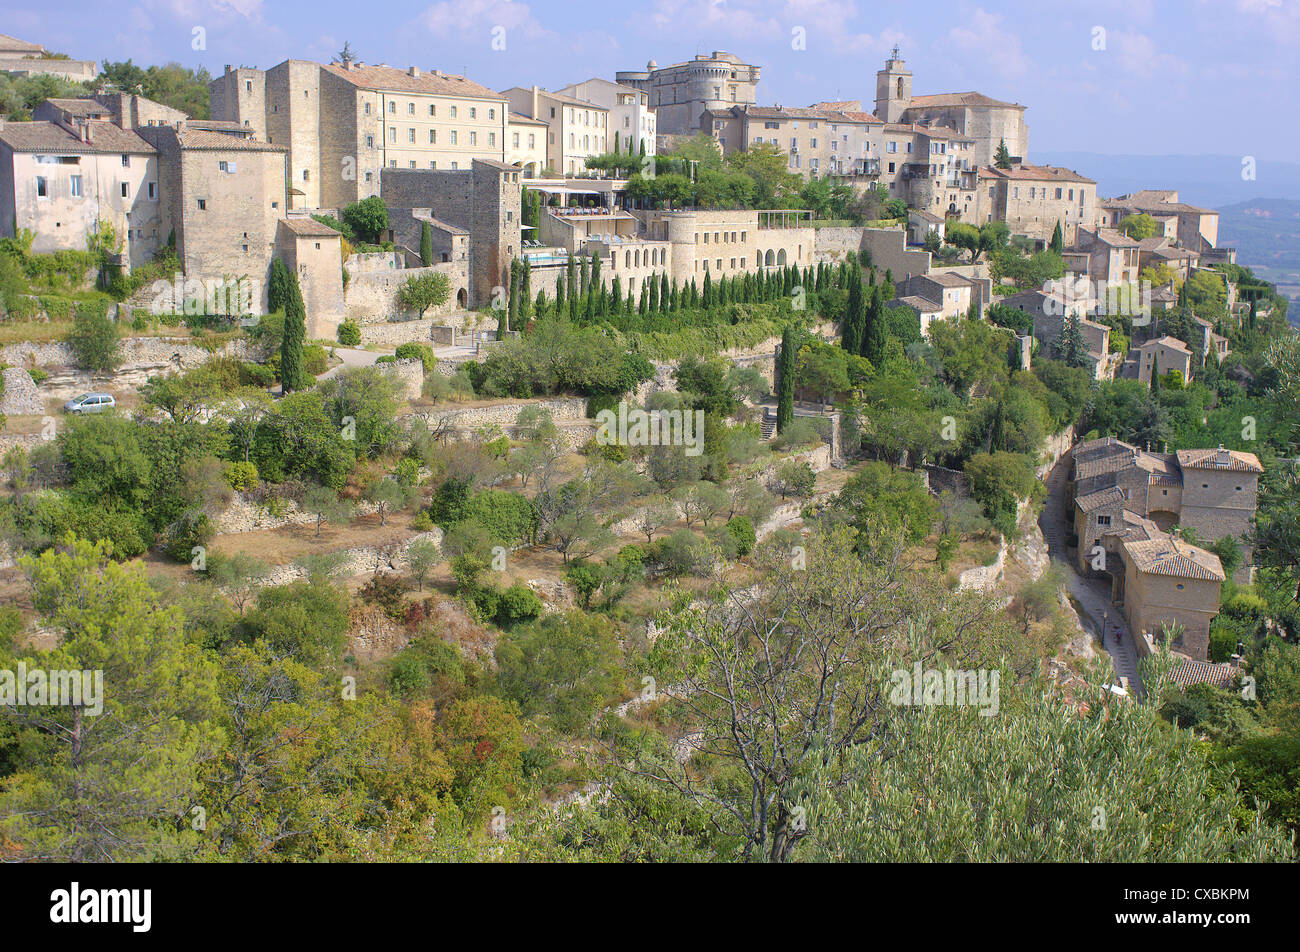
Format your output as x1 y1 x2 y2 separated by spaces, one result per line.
456 288 467 308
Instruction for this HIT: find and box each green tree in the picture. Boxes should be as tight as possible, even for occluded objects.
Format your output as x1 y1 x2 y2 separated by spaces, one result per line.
776 325 796 434
279 265 308 392
66 302 121 372
397 271 451 319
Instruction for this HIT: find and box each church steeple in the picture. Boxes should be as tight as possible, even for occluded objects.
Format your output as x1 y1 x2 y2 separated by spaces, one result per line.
875 49 912 123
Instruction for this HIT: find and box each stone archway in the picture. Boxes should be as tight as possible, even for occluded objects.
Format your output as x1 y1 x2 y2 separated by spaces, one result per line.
456 288 467 308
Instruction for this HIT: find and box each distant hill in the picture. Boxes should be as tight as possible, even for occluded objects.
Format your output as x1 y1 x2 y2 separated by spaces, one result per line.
1218 199 1300 315
1033 152 1300 208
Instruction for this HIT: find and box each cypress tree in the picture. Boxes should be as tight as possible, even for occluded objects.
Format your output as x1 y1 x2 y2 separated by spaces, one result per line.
507 259 519 331
267 258 292 314
863 285 888 365
534 289 547 319
776 325 796 434
611 276 623 313
580 255 590 295
555 272 565 312
279 265 307 392
659 273 670 312
1050 220 1064 255
520 258 532 322
648 273 659 311
843 269 864 353
420 220 433 266
702 270 712 308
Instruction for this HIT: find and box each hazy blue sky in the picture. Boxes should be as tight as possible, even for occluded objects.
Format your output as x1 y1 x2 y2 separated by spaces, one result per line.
9 0 1300 161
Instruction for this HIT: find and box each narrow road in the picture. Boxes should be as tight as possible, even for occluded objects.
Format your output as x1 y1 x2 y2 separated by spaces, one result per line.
1039 449 1143 697
317 346 381 381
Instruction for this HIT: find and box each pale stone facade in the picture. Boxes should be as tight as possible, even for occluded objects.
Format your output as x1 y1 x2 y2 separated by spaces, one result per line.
0 117 161 268
211 60 511 209
556 78 656 159
616 52 761 135
501 87 610 177
875 51 1028 167
977 164 1096 243
0 33 96 81
505 113 547 176
1097 190 1219 252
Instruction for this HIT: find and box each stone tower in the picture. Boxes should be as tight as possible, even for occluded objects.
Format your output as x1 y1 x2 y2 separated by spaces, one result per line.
874 48 912 123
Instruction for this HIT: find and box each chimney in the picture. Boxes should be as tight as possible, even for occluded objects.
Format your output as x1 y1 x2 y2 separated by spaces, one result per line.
408 66 420 78
532 84 540 119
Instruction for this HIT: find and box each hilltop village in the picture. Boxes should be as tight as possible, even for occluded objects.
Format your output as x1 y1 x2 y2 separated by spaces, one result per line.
0 33 1296 863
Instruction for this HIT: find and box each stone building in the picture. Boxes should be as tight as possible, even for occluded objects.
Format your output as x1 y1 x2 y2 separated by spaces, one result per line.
1067 226 1140 286
1133 335 1193 385
1001 287 1113 379
874 49 1028 167
505 113 548 177
380 159 521 308
1097 190 1219 253
977 164 1096 243
616 52 761 135
138 123 289 311
500 87 610 177
210 60 511 209
275 216 345 338
0 116 162 267
1069 437 1262 659
556 78 656 159
0 32 96 81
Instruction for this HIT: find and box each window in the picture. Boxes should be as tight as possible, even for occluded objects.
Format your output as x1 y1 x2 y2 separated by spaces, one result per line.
450 161 458 170
245 80 252 92
69 175 82 197
429 130 436 144
366 134 374 148
122 154 130 167
513 132 520 147
148 182 156 199
450 106 457 118
36 176 48 197
429 104 436 116
1097 515 1111 527
488 108 495 119
218 160 237 173
197 198 206 210
365 102 371 115
469 107 476 119
408 128 415 143
409 161 416 168
303 169 309 181
408 102 414 115
450 131 457 145
389 128 396 143
887 141 897 153
528 134 535 148
1055 188 1062 199
488 132 495 147
388 101 395 114
470 131 477 146
121 182 130 198
389 159 397 168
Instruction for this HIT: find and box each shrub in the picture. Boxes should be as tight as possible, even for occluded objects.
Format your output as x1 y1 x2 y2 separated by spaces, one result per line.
1208 626 1237 663
225 460 259 490
359 572 408 620
496 583 543 627
337 320 362 346
725 515 757 556
395 342 436 372
66 301 121 371
301 342 329 376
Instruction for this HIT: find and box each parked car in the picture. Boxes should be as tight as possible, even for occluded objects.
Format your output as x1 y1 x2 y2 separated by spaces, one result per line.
63 393 116 414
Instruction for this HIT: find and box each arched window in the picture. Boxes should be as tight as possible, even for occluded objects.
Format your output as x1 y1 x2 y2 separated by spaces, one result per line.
625 251 631 268
776 248 787 266
764 249 774 267
897 77 904 98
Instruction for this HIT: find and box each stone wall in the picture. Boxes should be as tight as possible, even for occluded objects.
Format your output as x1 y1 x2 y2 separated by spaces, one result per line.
377 357 424 401
814 225 932 280
414 396 589 429
232 531 445 589
343 261 467 324
0 367 43 415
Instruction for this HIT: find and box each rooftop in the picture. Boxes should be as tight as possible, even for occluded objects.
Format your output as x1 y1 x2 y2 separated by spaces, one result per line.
0 120 155 155
907 90 1025 110
324 61 504 101
1123 537 1225 581
983 163 1095 185
1176 447 1264 474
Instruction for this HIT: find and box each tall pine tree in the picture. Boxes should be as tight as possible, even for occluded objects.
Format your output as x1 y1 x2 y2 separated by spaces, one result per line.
279 264 307 392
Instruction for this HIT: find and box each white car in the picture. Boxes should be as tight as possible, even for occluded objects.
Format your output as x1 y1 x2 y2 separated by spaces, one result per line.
64 393 116 414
